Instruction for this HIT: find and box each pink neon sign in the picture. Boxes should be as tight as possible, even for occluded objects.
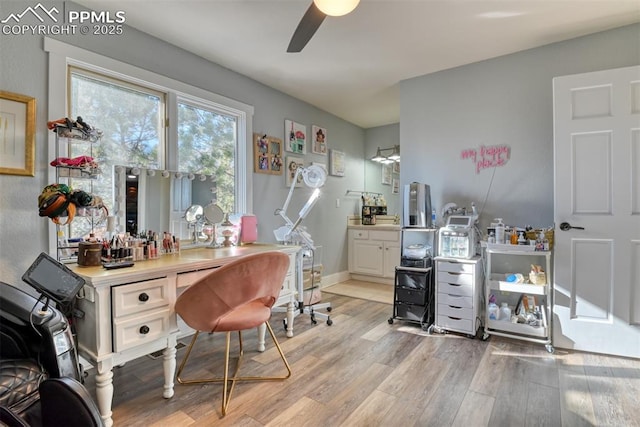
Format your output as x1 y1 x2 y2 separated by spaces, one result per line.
461 144 510 174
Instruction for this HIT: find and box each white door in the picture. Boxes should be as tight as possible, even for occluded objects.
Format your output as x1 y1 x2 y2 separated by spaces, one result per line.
553 65 640 358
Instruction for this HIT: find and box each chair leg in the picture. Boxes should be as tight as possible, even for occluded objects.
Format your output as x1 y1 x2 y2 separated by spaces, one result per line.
221 331 243 416
177 331 244 386
176 322 291 417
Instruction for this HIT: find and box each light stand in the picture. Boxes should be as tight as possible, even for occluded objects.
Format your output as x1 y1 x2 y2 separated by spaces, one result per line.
273 165 332 326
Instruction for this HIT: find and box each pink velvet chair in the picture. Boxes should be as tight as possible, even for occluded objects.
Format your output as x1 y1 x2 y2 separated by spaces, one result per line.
175 251 292 416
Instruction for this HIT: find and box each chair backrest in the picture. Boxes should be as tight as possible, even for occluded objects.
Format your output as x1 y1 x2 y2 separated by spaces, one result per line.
175 251 290 332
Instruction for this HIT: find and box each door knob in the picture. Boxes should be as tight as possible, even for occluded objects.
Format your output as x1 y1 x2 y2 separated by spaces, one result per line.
559 222 585 231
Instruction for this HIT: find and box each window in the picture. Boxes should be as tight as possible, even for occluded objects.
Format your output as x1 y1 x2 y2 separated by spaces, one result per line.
45 38 253 255
67 67 165 238
177 99 237 214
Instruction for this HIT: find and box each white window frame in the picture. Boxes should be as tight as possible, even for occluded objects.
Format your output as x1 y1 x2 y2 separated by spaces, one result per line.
44 37 253 255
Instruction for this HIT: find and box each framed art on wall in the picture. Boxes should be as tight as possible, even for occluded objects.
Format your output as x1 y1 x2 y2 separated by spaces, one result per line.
329 149 345 177
382 164 392 185
311 125 327 155
0 91 35 176
284 119 306 154
286 155 304 187
253 133 283 175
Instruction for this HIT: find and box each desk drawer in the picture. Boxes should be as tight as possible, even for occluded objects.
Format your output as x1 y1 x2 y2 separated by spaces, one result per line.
437 281 473 297
176 267 218 288
113 308 171 352
438 292 473 309
437 260 474 274
437 314 473 334
112 278 170 318
437 271 473 286
438 303 473 320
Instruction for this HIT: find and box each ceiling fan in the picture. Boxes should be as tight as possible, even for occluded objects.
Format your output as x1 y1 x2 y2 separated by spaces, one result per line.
287 0 360 53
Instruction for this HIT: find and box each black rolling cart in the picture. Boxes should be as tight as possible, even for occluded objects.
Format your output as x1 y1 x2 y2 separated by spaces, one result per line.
388 265 434 330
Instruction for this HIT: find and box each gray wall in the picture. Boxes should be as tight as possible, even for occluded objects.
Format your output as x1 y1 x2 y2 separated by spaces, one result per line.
400 24 640 233
0 1 363 285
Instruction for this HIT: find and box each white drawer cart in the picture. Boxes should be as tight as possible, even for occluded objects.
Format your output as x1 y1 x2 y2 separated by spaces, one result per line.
482 248 554 353
432 256 483 338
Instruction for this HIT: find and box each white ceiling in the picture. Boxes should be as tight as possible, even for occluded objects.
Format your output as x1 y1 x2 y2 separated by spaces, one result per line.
75 0 640 128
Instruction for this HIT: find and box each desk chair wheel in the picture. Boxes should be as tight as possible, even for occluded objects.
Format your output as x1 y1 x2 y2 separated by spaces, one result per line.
326 318 333 326
388 317 394 324
326 307 332 312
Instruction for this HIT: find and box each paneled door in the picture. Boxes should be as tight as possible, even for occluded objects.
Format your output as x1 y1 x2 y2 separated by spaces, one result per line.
553 65 640 358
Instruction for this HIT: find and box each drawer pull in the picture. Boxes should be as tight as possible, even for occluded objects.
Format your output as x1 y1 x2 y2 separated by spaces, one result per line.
139 325 150 335
138 293 149 302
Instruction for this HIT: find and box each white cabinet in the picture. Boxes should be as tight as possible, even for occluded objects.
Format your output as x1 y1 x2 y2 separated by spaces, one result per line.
482 249 553 352
434 256 482 337
348 228 400 282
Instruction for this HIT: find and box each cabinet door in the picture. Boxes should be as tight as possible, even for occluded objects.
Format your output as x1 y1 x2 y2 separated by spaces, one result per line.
351 240 384 276
383 242 401 278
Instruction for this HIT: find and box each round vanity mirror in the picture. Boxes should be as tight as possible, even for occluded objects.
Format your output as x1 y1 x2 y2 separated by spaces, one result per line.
203 203 224 224
184 204 203 223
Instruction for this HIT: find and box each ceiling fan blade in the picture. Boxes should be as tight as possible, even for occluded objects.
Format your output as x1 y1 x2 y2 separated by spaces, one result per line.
287 2 327 53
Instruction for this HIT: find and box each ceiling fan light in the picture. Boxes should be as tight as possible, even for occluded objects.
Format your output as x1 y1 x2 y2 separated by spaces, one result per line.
313 0 360 17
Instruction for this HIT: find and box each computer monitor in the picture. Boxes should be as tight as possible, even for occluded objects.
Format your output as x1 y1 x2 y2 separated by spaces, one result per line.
22 252 86 304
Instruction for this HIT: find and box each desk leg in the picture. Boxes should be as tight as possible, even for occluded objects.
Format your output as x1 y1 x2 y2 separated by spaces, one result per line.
162 336 177 398
95 359 114 427
286 301 294 338
257 323 266 352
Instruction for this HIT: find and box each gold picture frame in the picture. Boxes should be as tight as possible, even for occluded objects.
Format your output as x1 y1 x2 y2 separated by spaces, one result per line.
253 133 283 175
0 91 36 176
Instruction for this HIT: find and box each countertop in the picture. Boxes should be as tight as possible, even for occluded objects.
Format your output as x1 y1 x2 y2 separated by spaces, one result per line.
347 224 401 231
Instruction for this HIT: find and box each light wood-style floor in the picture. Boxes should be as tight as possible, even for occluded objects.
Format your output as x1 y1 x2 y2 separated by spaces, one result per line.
85 286 640 427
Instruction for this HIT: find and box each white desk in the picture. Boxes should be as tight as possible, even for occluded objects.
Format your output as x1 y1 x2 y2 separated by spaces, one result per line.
70 244 300 427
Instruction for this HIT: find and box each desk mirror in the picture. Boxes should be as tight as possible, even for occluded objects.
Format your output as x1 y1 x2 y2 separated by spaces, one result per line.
113 166 220 247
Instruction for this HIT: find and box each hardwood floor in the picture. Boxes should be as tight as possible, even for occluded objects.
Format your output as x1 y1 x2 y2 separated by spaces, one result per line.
84 292 640 426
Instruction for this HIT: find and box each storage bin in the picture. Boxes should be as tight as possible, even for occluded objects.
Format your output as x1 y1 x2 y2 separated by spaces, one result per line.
396 288 426 305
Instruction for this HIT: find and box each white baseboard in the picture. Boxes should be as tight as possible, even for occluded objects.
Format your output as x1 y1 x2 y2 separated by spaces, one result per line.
319 271 394 287
320 270 351 288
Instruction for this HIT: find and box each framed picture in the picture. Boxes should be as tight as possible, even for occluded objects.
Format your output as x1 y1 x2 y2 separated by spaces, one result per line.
253 133 283 175
392 178 400 194
284 119 306 154
311 125 327 155
329 149 345 177
382 164 392 185
285 155 304 187
393 161 400 174
0 91 35 176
